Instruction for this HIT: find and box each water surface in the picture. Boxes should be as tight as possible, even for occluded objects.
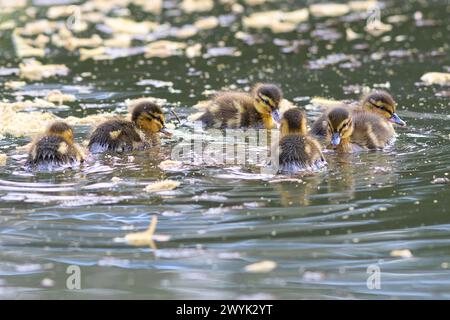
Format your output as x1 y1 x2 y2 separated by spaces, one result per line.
0 0 449 299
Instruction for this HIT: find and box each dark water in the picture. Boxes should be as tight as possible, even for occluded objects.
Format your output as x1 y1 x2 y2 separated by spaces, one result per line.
0 0 449 299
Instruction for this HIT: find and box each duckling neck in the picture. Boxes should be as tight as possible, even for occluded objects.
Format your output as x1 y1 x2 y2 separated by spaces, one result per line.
253 101 275 129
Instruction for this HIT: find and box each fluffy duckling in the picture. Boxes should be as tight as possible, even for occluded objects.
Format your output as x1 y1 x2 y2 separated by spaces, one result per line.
310 90 406 138
193 83 283 129
26 121 85 169
275 108 326 172
88 101 171 153
357 90 406 127
324 108 355 153
325 107 395 152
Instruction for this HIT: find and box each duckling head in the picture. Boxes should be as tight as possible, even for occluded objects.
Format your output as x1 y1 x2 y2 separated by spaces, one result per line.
327 108 354 147
362 90 406 126
280 108 307 138
46 121 74 143
131 101 172 137
252 83 283 122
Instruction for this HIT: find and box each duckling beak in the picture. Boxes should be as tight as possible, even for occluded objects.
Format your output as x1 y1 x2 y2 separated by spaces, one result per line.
389 113 406 127
160 127 172 137
271 109 281 123
331 133 341 147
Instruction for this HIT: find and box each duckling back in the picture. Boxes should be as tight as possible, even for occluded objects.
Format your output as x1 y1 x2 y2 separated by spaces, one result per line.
278 135 326 172
196 92 260 129
27 135 83 169
351 111 395 149
276 108 326 173
310 113 329 139
88 119 143 153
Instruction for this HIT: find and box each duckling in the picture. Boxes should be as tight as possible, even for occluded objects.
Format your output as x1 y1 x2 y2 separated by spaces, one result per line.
325 107 395 152
310 90 406 139
192 83 283 129
275 108 326 172
88 101 171 153
357 90 406 127
324 108 355 153
26 121 85 169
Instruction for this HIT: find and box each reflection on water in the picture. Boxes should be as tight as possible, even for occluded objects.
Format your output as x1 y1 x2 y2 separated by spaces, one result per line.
0 0 450 299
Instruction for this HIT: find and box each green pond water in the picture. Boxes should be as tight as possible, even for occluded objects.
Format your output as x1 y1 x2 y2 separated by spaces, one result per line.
0 0 449 299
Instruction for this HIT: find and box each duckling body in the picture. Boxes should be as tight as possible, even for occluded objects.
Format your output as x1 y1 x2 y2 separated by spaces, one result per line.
310 90 406 142
322 107 355 153
88 119 144 153
323 107 395 152
88 101 171 153
351 110 395 149
26 121 85 169
275 108 326 172
194 83 283 129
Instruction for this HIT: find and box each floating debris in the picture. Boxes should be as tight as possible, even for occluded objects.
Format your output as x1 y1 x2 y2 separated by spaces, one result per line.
4 81 26 90
0 98 56 111
302 271 326 282
243 9 309 33
204 47 241 58
144 180 181 193
79 47 110 61
19 60 69 81
12 30 46 58
309 3 350 17
64 113 117 126
123 216 170 247
348 0 380 11
45 90 76 105
346 27 362 41
269 178 303 184
0 107 57 137
431 177 449 185
420 72 450 86
186 43 202 58
194 16 219 30
365 20 393 37
0 154 7 166
181 0 214 13
104 17 158 35
307 53 354 70
40 278 55 288
390 249 413 258
144 40 187 58
136 79 173 88
158 160 183 171
244 260 277 273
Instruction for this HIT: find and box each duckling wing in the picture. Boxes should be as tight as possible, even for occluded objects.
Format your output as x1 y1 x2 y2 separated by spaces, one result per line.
196 92 255 129
88 120 142 153
351 112 395 149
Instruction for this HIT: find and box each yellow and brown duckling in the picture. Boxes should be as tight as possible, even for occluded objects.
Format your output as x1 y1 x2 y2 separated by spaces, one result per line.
275 108 327 172
193 83 283 129
357 90 406 127
88 101 171 153
26 121 85 169
310 90 406 138
325 107 395 152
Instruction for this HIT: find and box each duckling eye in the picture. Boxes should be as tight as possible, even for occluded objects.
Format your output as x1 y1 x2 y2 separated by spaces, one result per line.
259 96 274 108
146 114 164 125
379 105 393 115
